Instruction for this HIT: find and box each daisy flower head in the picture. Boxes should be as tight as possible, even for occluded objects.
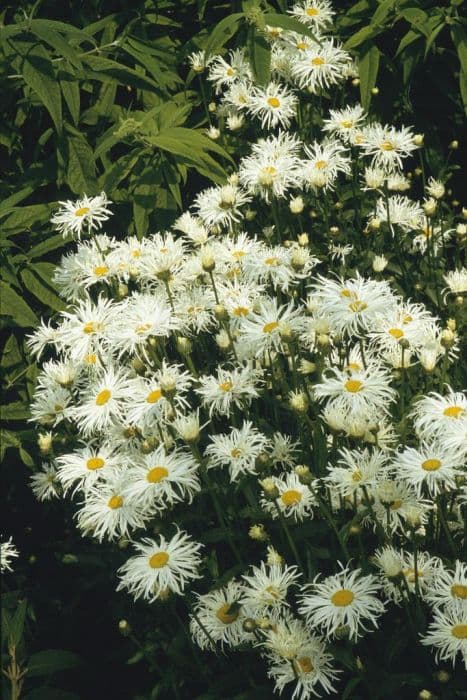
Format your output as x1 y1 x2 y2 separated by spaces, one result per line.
301 139 351 191
322 104 367 143
205 421 269 482
117 530 202 602
372 472 431 535
291 39 350 93
261 472 315 522
236 297 305 359
0 537 19 573
422 604 467 670
72 366 132 436
194 184 251 230
195 363 262 417
241 561 301 616
112 292 179 359
76 472 147 542
393 441 462 497
207 48 252 93
55 443 122 495
247 82 298 130
51 192 112 239
359 123 419 172
122 445 200 512
374 195 424 233
29 385 73 427
443 268 467 297
289 0 335 31
325 447 386 497
267 632 339 700
411 388 467 446
412 222 454 255
238 132 302 202
298 565 385 640
30 463 60 501
269 433 300 469
314 364 396 416
425 560 467 611
190 579 250 650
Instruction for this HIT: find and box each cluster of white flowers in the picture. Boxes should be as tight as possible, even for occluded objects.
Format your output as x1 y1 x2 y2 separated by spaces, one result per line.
28 0 466 696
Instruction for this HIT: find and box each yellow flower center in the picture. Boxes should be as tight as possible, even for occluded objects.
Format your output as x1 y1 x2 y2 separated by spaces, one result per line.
93 266 109 277
348 300 368 313
84 353 97 364
306 7 319 15
226 67 236 77
149 551 169 568
451 584 467 600
390 499 403 511
265 585 281 600
74 207 90 217
131 249 141 258
297 656 314 673
231 447 243 459
83 321 97 334
315 159 327 169
346 362 361 372
219 380 233 392
311 56 325 66
451 625 467 639
340 120 353 128
232 250 246 259
146 389 162 404
403 567 423 583
265 257 279 266
380 140 395 151
402 314 413 323
351 470 363 482
233 306 249 317
281 489 302 506
216 603 239 624
340 288 353 298
267 97 281 108
147 466 169 483
86 457 105 470
296 41 308 50
421 459 441 472
344 379 363 393
331 589 355 607
263 321 279 334
108 495 123 509
260 166 278 184
136 323 152 335
95 389 111 406
388 328 404 339
443 405 463 418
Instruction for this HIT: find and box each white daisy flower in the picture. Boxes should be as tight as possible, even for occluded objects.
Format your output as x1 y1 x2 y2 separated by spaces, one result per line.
298 565 385 640
195 364 262 417
55 444 122 495
374 195 424 233
425 561 467 611
207 48 252 93
236 297 305 358
29 385 72 427
301 139 351 191
314 364 396 416
322 104 366 143
190 580 249 649
116 530 202 601
443 268 467 296
51 192 112 239
291 39 350 92
262 472 315 522
422 604 467 670
325 447 387 497
410 388 467 445
112 293 178 358
0 537 19 573
359 123 419 171
393 441 462 497
205 421 269 481
194 184 251 229
269 433 300 469
289 0 335 31
372 473 431 535
72 366 132 435
247 82 298 130
58 295 117 363
122 445 200 511
241 561 300 616
30 463 60 501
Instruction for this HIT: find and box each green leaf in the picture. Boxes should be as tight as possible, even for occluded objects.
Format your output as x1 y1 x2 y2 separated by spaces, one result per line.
82 55 160 93
20 268 64 312
29 233 66 259
27 650 81 678
99 152 140 192
204 12 244 57
2 204 55 234
396 29 422 56
263 13 321 44
59 69 80 125
65 128 97 194
358 44 380 110
371 0 396 26
22 44 63 133
399 8 428 27
1 402 30 420
29 18 93 45
7 599 28 647
248 28 271 86
29 24 83 68
0 281 38 327
343 24 380 50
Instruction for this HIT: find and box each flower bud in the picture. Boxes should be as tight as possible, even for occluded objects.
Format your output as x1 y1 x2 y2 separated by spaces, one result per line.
449 140 458 149
423 198 437 216
176 336 193 355
38 432 53 455
249 524 268 542
295 465 312 484
289 195 305 214
372 254 388 272
260 478 279 500
119 619 131 636
298 232 309 246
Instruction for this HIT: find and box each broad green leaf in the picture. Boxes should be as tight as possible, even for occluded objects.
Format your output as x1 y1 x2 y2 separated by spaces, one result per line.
82 55 160 93
248 28 271 86
99 152 140 192
205 12 244 57
1 334 22 369
344 24 381 50
22 44 63 133
59 69 80 125
29 24 82 68
424 22 444 57
20 268 64 312
396 29 422 56
372 0 396 26
2 204 55 234
263 13 321 44
65 129 97 194
29 234 66 259
7 599 28 647
27 650 81 678
0 430 20 460
0 281 38 327
1 402 30 420
358 43 380 110
29 19 92 45
399 8 428 27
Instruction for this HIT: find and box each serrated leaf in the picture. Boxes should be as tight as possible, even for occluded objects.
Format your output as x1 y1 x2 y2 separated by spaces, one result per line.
22 44 62 132
27 650 81 677
358 43 380 110
205 12 244 57
0 281 38 327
